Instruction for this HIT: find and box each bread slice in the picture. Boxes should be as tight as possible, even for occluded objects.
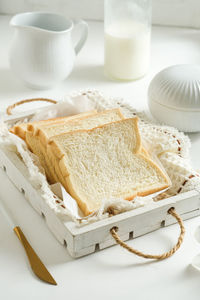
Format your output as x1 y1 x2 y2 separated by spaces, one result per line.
27 108 125 146
9 110 97 183
49 118 169 216
45 109 127 181
9 123 28 141
25 109 125 184
10 110 97 141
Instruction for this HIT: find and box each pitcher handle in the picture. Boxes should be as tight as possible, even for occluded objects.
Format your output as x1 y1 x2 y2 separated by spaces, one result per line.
73 19 88 55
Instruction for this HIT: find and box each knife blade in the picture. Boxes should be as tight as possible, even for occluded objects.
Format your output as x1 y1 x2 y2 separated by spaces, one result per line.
0 199 57 285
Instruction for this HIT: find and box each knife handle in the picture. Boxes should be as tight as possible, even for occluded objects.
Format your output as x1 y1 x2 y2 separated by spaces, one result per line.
14 226 57 285
14 226 40 269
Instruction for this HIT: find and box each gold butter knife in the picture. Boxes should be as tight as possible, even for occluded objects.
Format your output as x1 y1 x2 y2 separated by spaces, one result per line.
0 199 57 285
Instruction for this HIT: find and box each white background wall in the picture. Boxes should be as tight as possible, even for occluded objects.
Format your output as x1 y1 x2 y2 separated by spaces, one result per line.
0 0 200 28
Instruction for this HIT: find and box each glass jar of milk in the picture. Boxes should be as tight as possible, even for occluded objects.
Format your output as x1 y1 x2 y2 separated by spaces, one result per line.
104 0 152 81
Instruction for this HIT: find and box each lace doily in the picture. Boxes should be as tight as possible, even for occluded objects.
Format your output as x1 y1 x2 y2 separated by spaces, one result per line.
83 90 200 197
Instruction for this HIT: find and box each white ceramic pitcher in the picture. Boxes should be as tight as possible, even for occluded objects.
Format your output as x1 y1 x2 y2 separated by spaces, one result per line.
9 12 88 89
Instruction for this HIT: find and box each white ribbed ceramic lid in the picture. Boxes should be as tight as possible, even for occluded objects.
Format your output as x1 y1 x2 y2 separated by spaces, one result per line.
148 64 200 111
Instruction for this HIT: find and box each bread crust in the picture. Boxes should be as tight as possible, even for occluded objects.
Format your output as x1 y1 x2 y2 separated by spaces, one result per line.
46 144 70 186
141 147 150 159
9 123 28 140
65 175 99 216
26 132 56 183
26 130 70 185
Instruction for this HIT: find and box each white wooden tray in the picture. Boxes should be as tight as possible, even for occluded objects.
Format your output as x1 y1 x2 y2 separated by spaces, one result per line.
1 144 200 258
1 111 200 258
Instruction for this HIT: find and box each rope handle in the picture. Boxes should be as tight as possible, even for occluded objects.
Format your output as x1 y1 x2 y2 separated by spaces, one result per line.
110 207 185 260
6 98 57 115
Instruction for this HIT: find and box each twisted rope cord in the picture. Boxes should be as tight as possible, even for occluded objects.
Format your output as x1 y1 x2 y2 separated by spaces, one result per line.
6 98 57 115
110 207 185 260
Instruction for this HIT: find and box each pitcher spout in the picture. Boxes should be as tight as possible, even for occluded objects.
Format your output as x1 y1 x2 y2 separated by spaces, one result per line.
10 12 73 34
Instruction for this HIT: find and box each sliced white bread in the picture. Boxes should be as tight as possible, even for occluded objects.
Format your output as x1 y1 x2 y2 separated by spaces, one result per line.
27 108 124 146
45 109 126 182
10 110 97 183
10 110 97 141
26 109 125 185
49 118 168 216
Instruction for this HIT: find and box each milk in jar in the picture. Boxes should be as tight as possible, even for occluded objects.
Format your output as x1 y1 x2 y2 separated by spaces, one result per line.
104 21 151 80
104 0 152 81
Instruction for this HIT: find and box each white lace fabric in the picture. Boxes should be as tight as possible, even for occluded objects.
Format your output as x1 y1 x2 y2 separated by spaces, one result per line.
85 90 200 196
0 89 199 225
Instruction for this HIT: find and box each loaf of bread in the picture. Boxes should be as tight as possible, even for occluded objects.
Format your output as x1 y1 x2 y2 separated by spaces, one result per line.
10 109 169 216
49 118 169 215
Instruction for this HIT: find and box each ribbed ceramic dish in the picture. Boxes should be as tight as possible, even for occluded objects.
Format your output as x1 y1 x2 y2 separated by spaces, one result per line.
148 64 200 132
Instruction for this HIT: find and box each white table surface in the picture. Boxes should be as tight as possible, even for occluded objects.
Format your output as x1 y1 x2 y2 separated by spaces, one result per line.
0 15 200 300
